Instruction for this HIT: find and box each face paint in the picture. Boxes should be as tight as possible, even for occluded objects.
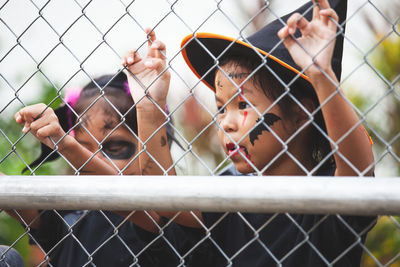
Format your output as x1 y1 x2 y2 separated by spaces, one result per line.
102 140 136 160
238 146 254 168
242 111 248 126
103 118 116 135
249 113 281 146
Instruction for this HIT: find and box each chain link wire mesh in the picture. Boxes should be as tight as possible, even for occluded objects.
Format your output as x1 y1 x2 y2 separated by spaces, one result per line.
0 0 399 266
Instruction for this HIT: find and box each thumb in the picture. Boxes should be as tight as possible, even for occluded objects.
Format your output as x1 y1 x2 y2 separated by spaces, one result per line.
14 112 24 124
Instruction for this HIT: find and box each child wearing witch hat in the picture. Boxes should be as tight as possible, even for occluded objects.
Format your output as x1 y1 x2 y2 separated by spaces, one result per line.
123 0 376 265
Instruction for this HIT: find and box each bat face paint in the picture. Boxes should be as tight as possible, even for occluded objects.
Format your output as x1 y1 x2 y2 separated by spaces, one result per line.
215 65 289 175
102 140 136 160
249 113 281 146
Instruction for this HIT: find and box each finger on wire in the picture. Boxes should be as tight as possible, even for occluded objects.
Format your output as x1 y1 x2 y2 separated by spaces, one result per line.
146 27 156 45
312 0 321 21
36 124 58 139
277 27 297 51
29 113 57 133
320 8 339 27
151 40 167 59
277 26 290 39
14 112 24 124
126 50 136 65
18 104 47 124
125 50 142 71
146 27 157 58
22 123 31 134
316 0 331 10
287 13 309 35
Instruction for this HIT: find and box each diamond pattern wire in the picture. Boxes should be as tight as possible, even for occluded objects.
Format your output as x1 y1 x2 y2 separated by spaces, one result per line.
0 0 400 266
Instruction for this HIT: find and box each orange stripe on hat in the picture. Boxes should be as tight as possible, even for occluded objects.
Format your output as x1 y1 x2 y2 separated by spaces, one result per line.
181 32 310 92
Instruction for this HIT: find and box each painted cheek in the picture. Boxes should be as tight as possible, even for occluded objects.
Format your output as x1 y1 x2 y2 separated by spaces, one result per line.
249 113 282 146
242 111 248 126
242 147 256 170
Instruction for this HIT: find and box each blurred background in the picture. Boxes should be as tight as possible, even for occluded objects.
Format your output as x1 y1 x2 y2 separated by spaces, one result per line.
0 0 399 265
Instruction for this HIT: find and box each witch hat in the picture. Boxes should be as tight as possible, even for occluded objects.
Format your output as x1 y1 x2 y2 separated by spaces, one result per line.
181 0 347 91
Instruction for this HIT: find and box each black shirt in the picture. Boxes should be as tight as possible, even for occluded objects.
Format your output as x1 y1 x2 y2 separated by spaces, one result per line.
30 210 180 267
177 165 376 266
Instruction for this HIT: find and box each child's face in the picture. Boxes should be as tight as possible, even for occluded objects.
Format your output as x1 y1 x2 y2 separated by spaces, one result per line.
215 65 294 174
74 103 140 174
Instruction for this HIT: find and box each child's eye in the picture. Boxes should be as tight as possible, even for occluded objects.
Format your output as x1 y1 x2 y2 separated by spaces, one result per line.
238 102 250 110
217 106 226 114
102 140 136 160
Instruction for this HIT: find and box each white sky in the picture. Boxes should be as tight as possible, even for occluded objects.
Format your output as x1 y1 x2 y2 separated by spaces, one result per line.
0 0 398 175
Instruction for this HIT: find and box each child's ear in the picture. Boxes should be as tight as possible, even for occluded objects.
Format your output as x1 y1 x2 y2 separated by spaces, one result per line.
293 98 316 127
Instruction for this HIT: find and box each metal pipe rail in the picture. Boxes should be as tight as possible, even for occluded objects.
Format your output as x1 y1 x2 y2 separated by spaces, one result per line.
0 176 399 215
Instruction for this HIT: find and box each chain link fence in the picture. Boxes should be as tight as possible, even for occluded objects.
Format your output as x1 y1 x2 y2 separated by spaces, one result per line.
0 0 399 266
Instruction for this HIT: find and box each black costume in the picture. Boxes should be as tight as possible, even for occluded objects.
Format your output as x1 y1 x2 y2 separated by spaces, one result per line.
30 167 376 267
30 211 181 267
176 165 376 267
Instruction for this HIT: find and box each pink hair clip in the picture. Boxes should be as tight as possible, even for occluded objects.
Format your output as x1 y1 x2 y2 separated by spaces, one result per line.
64 87 82 138
64 87 82 108
124 81 132 96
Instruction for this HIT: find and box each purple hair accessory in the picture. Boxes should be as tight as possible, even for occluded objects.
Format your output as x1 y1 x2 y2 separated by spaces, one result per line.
64 87 82 136
64 87 82 108
124 81 132 96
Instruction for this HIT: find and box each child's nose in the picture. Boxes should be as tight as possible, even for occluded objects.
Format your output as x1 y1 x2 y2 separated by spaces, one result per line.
220 111 238 133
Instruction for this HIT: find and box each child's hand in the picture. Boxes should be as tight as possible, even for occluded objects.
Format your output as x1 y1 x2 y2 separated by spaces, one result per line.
15 104 67 149
278 0 338 77
122 28 170 110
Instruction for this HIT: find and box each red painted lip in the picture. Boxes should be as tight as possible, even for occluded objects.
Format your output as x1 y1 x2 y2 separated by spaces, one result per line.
226 143 247 158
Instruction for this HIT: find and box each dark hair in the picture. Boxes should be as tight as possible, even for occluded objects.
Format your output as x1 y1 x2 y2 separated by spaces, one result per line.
73 72 138 134
215 54 335 171
23 72 178 173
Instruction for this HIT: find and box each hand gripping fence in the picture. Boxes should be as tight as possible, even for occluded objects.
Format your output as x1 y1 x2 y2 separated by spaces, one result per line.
1 0 400 266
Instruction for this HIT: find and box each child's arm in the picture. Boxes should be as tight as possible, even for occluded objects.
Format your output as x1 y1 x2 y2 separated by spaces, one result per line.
121 29 203 228
15 104 119 175
122 28 175 175
278 0 374 176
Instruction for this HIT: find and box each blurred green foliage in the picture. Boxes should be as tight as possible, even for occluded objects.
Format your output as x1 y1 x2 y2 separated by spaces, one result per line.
362 216 400 267
0 212 30 266
357 26 400 267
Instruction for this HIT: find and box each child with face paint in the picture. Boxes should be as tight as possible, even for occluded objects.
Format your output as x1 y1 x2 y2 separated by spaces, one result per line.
123 0 376 266
10 46 183 265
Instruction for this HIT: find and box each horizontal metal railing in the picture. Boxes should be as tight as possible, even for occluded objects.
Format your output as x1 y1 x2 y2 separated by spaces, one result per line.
1 176 399 215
